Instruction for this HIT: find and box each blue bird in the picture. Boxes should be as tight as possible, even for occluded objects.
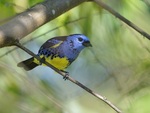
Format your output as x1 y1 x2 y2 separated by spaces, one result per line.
17 34 92 72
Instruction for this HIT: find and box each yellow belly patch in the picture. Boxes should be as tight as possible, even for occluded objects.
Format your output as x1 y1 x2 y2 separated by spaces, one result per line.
33 55 69 70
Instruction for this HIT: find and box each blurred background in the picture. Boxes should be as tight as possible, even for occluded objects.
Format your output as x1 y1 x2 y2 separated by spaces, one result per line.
0 0 150 113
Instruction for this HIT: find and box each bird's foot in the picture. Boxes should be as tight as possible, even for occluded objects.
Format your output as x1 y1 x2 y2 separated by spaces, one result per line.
61 70 69 80
39 57 45 65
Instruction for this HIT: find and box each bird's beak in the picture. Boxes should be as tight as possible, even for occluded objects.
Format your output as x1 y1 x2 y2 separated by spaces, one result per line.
82 41 92 47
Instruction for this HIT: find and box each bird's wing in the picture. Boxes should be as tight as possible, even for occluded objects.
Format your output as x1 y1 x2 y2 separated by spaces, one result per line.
39 36 67 49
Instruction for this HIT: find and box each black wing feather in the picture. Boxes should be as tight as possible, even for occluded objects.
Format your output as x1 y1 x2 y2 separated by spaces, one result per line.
39 36 67 49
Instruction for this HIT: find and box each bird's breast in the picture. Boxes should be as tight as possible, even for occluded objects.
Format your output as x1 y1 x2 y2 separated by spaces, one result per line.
45 55 70 70
34 54 70 70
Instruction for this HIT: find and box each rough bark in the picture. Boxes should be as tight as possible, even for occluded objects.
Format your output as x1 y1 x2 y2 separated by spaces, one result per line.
0 0 86 47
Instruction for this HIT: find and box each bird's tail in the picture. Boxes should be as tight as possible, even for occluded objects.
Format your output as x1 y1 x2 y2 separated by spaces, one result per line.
17 57 38 71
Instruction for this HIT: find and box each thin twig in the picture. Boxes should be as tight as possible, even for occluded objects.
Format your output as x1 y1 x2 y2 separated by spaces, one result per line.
94 0 150 40
15 41 122 113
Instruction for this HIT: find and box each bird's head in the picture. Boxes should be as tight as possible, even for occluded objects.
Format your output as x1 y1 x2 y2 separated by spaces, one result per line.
67 34 92 51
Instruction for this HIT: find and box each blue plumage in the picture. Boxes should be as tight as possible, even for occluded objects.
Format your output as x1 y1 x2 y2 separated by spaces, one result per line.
17 34 92 71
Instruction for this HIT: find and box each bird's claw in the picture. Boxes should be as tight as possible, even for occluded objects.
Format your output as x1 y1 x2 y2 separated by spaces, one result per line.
39 57 45 65
61 71 69 80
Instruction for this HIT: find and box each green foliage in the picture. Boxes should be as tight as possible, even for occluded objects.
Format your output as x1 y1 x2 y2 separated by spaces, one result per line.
0 0 150 113
0 0 15 20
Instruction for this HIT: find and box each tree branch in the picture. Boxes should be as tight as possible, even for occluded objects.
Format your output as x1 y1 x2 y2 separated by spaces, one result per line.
15 41 122 113
94 0 150 40
0 0 86 47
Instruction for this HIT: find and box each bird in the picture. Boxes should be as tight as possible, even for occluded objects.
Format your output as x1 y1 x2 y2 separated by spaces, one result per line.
17 34 92 73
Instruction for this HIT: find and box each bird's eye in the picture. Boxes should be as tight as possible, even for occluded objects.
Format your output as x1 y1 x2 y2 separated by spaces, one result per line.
78 37 83 42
